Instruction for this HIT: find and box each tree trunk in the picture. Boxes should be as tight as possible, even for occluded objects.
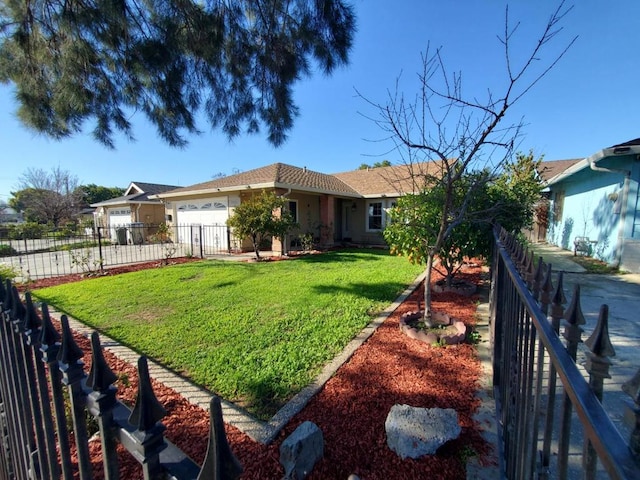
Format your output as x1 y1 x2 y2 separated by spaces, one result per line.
423 253 435 327
252 235 260 259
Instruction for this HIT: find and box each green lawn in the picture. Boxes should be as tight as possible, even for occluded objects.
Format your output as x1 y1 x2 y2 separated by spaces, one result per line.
34 249 423 419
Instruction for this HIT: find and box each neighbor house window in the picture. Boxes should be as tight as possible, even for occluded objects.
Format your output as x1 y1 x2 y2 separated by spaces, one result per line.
287 200 298 222
367 202 383 231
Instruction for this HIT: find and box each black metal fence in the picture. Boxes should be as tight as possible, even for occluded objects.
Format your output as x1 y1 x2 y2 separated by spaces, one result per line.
491 227 640 479
0 224 231 280
0 279 242 479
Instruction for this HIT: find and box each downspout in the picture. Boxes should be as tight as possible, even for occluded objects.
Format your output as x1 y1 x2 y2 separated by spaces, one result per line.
279 188 292 255
589 151 631 268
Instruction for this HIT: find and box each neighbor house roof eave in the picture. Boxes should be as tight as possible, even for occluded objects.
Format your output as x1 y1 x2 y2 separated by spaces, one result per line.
90 199 162 207
544 159 589 187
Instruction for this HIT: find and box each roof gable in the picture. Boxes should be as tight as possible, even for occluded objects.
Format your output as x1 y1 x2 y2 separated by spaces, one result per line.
91 181 181 207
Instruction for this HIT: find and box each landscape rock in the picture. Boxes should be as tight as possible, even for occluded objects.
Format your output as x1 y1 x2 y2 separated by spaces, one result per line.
385 404 461 459
279 421 324 479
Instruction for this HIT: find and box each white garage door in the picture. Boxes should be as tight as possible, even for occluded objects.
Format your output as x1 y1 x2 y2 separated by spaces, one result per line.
108 208 132 240
175 198 230 248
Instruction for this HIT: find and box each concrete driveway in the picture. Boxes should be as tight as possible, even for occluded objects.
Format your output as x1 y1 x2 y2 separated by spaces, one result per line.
531 244 640 441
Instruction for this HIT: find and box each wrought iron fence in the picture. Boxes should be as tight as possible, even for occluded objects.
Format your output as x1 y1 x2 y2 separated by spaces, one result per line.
0 224 231 280
491 227 640 479
0 279 242 479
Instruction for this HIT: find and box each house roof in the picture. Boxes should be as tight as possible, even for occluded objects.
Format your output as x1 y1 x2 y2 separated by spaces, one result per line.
158 161 446 199
543 137 640 187
610 138 640 148
91 182 180 207
332 162 444 197
157 163 361 198
127 182 181 196
537 159 583 183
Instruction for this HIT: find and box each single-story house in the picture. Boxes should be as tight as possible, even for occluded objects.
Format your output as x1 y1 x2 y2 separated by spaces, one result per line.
543 138 640 272
154 162 440 253
0 206 24 224
91 181 180 243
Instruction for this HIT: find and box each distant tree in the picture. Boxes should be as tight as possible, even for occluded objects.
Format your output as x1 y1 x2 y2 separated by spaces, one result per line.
10 166 83 226
358 160 392 170
373 2 574 325
76 184 125 205
0 0 355 148
226 190 297 259
490 151 544 233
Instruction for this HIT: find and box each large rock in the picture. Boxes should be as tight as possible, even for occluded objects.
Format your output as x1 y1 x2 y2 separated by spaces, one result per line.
279 421 324 479
385 405 461 459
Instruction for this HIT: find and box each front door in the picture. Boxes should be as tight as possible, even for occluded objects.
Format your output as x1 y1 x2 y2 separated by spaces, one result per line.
342 204 352 240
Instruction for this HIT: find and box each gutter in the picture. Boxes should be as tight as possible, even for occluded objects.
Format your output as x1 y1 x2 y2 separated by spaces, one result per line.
587 144 640 267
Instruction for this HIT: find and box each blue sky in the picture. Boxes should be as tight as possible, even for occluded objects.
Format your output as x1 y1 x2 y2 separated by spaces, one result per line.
1 0 639 202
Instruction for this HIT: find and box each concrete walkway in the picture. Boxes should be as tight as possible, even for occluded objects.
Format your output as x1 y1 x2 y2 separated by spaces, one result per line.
469 243 640 478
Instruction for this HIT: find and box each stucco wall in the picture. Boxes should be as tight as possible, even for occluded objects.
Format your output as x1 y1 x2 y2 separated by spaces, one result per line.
547 155 639 266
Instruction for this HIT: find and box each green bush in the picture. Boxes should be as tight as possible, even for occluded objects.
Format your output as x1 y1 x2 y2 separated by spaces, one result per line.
10 222 46 240
0 263 19 282
0 244 18 257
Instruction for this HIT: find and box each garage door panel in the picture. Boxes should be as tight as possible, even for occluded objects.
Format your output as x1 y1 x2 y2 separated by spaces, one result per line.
175 198 229 249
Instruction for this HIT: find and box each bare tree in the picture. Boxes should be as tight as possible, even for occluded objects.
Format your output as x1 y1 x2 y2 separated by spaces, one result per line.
368 3 576 324
12 166 83 226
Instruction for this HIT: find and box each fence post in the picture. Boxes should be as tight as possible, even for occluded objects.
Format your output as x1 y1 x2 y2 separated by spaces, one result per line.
19 292 53 480
197 396 243 480
558 284 585 479
583 304 615 479
199 225 204 258
529 261 551 477
97 227 105 272
7 286 37 479
39 303 75 479
128 356 167 480
58 315 93 480
24 293 59 479
622 369 640 458
86 331 119 480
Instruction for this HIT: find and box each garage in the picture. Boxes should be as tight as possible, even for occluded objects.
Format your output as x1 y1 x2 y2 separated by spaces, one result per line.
107 208 132 242
175 197 233 249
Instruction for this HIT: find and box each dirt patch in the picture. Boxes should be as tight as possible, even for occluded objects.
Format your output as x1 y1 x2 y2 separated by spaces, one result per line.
50 262 492 479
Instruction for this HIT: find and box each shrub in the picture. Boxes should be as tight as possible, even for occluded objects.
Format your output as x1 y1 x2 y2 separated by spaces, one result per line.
0 244 18 257
10 222 46 240
0 263 19 282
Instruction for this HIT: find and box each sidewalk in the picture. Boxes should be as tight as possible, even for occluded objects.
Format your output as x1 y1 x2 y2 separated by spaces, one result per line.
470 242 640 478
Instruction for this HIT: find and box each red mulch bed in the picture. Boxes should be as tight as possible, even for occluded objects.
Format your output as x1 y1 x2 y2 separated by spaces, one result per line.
37 260 493 479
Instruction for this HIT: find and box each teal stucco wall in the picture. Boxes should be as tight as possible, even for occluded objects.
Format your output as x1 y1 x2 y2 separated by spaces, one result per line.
547 155 639 266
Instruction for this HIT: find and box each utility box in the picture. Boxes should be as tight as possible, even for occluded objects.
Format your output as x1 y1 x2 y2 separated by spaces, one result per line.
129 222 145 245
116 227 128 245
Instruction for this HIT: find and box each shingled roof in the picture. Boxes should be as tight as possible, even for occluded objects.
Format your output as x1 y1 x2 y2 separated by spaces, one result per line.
158 161 447 199
91 182 180 207
333 162 445 196
537 159 583 183
159 163 361 198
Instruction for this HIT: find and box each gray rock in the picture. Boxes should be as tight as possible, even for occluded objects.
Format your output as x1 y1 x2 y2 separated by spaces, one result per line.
385 404 461 459
279 421 324 479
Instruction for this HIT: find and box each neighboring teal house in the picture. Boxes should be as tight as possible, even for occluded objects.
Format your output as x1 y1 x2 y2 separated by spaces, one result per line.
545 138 640 272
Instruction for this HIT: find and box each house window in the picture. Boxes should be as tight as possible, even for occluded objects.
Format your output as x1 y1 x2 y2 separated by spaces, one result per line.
287 200 298 222
367 202 383 231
